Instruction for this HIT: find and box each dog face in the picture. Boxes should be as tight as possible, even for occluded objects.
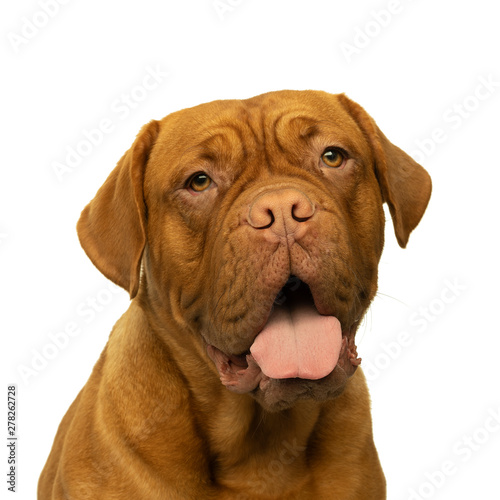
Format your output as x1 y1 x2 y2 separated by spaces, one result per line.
77 90 431 412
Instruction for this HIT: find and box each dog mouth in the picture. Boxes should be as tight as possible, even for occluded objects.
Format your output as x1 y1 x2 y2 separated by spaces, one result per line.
206 277 361 411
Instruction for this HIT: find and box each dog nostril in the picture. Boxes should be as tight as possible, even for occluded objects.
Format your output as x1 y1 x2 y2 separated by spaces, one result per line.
248 189 314 230
261 210 275 229
291 202 314 223
292 208 310 223
248 207 275 229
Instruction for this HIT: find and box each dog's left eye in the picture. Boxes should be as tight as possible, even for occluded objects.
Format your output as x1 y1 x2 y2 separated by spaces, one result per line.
188 172 212 192
321 148 345 168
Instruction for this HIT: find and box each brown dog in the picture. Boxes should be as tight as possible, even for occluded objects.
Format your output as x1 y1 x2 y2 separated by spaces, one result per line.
38 90 431 499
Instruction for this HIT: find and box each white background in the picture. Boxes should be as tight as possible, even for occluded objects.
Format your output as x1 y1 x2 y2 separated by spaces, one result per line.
2 0 499 498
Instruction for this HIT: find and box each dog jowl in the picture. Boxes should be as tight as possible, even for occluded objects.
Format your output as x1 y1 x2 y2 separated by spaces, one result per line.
39 90 431 500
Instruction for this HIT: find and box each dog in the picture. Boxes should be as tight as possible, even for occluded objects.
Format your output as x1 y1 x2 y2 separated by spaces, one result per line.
38 90 431 499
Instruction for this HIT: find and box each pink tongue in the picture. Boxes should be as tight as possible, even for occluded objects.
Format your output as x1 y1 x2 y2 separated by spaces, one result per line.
250 301 342 380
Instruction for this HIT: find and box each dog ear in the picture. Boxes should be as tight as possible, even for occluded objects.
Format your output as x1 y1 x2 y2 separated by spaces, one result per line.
77 120 160 298
338 94 432 248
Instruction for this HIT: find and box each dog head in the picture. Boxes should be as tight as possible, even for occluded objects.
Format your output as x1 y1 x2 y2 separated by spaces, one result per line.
77 90 431 411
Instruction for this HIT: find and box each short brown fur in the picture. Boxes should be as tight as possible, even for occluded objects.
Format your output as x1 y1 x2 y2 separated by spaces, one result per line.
39 90 431 499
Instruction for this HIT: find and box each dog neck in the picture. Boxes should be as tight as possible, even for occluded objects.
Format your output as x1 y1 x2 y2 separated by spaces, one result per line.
105 296 357 491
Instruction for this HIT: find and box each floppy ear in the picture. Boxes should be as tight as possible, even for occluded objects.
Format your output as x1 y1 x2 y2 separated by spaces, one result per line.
77 120 160 298
338 94 432 248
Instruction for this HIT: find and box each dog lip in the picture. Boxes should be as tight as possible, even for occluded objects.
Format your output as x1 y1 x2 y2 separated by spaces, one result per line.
228 351 250 367
206 276 357 360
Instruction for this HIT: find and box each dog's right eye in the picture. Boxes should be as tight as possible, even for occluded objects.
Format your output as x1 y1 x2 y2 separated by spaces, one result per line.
321 148 345 169
187 172 212 193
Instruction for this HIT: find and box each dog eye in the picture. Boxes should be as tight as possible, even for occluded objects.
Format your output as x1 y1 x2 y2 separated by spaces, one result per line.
321 148 345 168
188 172 212 192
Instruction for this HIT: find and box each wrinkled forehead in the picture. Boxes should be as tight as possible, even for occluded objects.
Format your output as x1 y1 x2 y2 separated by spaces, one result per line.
149 91 370 179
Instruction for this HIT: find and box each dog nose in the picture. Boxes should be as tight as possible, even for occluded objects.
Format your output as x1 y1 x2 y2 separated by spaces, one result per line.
248 189 315 239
